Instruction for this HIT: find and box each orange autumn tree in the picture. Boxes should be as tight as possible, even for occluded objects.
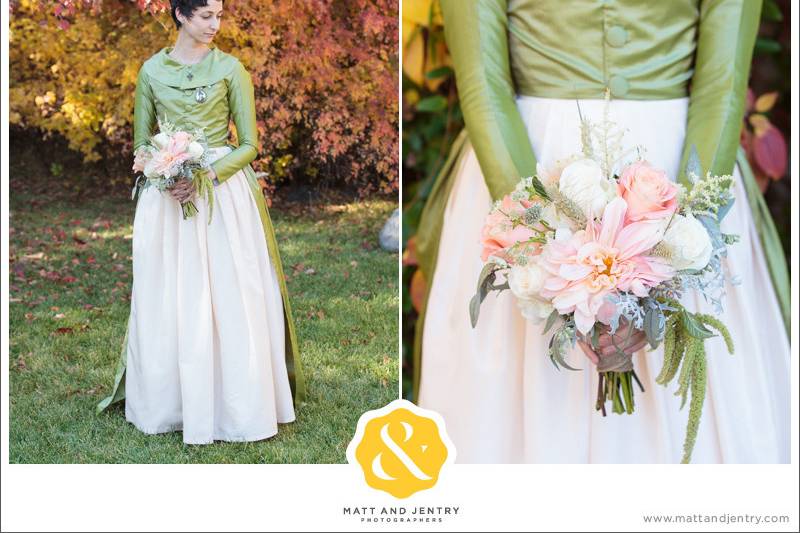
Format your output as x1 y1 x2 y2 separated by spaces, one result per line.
10 0 398 195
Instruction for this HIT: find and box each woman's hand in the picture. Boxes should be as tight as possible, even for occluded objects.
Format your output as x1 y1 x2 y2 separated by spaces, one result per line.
577 318 648 366
168 179 196 203
206 167 219 185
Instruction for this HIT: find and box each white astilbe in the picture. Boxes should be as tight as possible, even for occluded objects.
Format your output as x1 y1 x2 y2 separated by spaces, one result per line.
577 90 641 178
683 171 735 216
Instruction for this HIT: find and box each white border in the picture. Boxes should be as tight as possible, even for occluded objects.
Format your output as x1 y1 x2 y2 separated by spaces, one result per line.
2 1 799 532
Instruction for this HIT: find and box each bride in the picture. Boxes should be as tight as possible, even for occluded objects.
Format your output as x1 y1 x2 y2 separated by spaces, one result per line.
96 0 305 444
413 0 789 463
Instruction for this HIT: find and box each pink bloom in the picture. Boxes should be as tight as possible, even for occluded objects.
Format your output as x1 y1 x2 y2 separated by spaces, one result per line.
145 147 192 178
617 161 678 223
169 131 192 153
539 198 674 334
132 147 151 172
142 132 197 178
480 195 540 262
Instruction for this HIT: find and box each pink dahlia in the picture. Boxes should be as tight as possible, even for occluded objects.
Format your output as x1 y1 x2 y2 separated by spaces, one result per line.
539 198 674 334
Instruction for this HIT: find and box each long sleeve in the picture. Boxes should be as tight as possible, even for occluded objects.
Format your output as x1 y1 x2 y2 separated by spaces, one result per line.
210 60 259 184
678 0 761 183
133 67 156 151
440 0 537 201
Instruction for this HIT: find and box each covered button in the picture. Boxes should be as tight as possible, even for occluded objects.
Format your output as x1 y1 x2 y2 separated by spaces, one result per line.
608 75 629 97
606 25 628 47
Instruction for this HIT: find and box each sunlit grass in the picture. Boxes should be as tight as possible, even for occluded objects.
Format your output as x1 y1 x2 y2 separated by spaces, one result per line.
9 190 399 464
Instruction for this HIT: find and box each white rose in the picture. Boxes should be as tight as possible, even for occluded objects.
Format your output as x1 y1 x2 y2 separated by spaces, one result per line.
507 264 547 300
187 141 204 160
143 160 159 179
558 158 617 216
541 203 576 233
151 132 170 150
662 213 713 271
517 297 554 323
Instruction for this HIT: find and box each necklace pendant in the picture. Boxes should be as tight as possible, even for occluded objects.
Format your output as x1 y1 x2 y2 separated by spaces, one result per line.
194 87 207 103
187 71 194 80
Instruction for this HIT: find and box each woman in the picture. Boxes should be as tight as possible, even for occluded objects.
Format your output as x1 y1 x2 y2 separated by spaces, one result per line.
413 0 789 463
97 0 305 444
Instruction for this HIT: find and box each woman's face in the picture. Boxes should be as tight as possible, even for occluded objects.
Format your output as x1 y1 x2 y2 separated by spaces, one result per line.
177 0 223 44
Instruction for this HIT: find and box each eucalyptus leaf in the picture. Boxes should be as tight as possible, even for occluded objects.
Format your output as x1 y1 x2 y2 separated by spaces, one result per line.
476 262 498 292
696 214 725 251
716 197 735 221
644 306 665 349
469 293 481 328
685 144 702 183
680 310 715 340
543 310 560 334
491 281 510 292
469 263 501 328
591 326 600 351
548 327 581 371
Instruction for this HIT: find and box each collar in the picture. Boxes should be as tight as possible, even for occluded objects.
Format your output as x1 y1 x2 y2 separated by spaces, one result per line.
144 45 234 89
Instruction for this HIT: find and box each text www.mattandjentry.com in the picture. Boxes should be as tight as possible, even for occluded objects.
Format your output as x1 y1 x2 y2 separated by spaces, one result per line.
642 513 790 526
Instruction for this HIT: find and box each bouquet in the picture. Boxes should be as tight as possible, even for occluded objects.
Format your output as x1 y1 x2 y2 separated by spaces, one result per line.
132 116 216 223
470 100 738 463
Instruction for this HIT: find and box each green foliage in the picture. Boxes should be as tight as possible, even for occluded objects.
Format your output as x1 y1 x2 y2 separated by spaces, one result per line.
657 306 734 463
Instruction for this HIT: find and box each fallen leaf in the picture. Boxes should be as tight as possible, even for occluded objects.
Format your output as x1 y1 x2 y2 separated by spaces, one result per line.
55 327 74 334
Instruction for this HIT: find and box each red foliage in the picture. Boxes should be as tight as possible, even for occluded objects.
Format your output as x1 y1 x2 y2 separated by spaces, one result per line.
741 88 788 192
24 0 398 195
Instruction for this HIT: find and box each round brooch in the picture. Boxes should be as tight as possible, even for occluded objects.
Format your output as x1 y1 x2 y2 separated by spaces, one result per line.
194 87 207 103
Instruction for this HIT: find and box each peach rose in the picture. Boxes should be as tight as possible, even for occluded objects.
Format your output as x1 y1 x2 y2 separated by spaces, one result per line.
617 161 678 222
480 196 537 262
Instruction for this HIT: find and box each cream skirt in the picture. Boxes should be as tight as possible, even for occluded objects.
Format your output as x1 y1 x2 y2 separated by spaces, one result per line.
125 147 295 444
418 96 790 463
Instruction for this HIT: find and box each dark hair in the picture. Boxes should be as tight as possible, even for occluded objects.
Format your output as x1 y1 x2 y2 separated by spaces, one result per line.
170 0 222 30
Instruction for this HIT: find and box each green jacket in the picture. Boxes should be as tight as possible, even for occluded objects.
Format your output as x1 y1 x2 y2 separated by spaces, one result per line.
413 0 789 400
97 45 306 414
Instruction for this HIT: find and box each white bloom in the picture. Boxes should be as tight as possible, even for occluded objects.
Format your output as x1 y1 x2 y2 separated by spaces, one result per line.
662 213 713 271
541 203 576 232
558 158 617 216
143 160 159 179
508 263 554 322
508 263 547 300
517 297 554 323
151 132 170 150
187 141 204 160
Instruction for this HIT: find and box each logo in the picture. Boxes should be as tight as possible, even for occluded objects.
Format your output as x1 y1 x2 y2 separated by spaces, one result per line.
346 399 455 499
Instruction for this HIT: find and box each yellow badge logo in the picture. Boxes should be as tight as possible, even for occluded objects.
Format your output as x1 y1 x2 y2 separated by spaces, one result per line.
346 399 455 499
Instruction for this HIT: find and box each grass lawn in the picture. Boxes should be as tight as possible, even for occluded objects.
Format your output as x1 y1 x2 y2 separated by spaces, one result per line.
8 182 399 463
